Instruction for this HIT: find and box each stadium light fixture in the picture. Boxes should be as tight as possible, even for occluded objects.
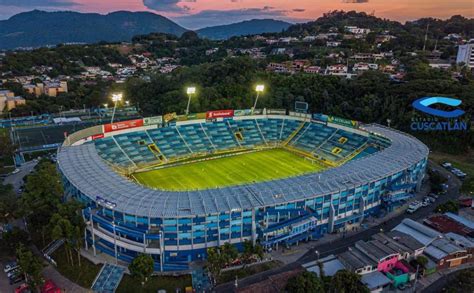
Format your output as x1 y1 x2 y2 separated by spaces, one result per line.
185 87 196 115
111 93 123 124
252 84 265 114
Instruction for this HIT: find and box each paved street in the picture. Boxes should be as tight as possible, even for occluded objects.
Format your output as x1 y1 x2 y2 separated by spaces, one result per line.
216 161 462 292
2 160 38 193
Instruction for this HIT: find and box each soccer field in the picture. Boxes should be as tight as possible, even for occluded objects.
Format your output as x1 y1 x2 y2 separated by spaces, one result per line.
133 149 325 191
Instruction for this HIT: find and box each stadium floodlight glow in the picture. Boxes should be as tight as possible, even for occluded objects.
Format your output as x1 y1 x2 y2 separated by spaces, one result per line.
185 87 196 115
187 87 196 95
111 93 123 124
252 84 265 114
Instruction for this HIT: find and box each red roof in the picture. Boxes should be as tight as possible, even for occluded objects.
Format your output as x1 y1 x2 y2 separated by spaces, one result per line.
424 215 474 237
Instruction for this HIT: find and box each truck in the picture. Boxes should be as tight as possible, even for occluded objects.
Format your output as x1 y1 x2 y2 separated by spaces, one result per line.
406 201 422 214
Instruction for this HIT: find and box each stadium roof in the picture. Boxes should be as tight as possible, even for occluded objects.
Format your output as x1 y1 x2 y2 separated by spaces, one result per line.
57 124 429 218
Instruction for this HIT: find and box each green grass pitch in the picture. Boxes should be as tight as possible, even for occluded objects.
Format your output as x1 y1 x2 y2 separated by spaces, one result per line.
133 148 325 191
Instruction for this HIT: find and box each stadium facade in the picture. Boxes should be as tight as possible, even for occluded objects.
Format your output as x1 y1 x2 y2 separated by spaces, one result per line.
57 110 429 272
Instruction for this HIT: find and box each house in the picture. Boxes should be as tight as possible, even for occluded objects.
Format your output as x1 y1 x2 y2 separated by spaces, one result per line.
345 26 371 35
303 36 317 42
303 254 346 277
338 247 377 275
360 271 392 293
304 66 322 74
424 238 472 270
424 215 474 237
326 41 341 47
326 64 348 76
0 90 26 113
392 218 442 246
372 231 425 260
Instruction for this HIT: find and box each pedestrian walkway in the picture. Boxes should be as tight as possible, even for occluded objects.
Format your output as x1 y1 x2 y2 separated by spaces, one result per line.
91 263 125 293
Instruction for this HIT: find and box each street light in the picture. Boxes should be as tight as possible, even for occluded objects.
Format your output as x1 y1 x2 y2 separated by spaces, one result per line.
185 87 196 115
111 93 123 124
252 84 265 114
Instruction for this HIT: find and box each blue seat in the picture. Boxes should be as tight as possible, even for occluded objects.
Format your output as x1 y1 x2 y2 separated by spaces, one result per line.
94 137 131 166
147 127 191 159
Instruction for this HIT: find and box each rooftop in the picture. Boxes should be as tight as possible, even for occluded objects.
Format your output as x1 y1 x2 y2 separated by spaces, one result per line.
424 215 474 237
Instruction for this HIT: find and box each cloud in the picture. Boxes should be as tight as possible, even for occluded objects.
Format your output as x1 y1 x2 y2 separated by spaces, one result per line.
0 0 77 7
341 0 369 3
143 0 196 13
292 9 306 12
173 7 292 29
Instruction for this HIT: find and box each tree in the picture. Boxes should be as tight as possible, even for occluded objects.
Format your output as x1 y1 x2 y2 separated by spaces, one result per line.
206 247 225 284
0 184 18 223
3 227 29 250
49 214 75 265
221 242 238 265
329 270 369 293
436 200 459 213
16 243 44 290
286 271 324 293
416 255 428 268
129 254 154 286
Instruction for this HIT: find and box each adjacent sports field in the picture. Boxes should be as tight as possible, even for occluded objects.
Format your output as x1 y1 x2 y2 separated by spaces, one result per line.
133 149 325 191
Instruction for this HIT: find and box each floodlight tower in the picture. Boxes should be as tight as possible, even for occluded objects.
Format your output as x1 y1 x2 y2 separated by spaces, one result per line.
252 84 265 114
186 87 196 115
111 93 123 124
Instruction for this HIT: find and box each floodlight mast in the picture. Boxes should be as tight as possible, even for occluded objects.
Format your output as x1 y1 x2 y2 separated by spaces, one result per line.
252 85 265 114
186 87 196 115
111 93 123 124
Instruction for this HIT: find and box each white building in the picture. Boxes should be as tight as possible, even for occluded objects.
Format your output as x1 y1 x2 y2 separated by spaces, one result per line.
456 42 474 68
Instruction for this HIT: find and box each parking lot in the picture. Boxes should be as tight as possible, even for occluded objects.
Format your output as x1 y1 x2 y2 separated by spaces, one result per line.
0 260 22 293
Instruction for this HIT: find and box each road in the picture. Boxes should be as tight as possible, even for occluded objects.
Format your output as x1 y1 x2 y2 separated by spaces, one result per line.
215 161 462 292
2 160 38 193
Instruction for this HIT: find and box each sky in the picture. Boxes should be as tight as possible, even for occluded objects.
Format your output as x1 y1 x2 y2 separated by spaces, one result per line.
0 0 473 29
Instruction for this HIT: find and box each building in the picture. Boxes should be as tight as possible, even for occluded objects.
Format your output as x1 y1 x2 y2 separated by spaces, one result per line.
0 90 26 113
23 81 68 97
345 26 371 35
424 238 471 270
424 215 474 237
456 42 474 68
57 113 428 271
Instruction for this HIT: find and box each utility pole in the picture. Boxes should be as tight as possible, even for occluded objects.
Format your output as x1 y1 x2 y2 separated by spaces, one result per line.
423 24 429 51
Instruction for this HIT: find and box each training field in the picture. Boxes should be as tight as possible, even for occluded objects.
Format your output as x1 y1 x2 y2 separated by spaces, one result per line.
133 149 325 191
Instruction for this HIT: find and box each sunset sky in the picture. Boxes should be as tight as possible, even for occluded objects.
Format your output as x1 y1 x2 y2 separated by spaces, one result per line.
1 0 473 28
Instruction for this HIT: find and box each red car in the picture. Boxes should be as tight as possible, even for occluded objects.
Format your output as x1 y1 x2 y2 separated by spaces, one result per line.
41 280 61 293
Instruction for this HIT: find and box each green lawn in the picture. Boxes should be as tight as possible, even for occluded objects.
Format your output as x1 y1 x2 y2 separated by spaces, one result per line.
133 148 325 191
117 274 192 293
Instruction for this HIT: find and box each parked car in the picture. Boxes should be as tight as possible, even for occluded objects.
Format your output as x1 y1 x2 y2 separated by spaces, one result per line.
11 169 20 175
407 201 422 214
4 261 18 273
9 273 25 285
7 268 20 278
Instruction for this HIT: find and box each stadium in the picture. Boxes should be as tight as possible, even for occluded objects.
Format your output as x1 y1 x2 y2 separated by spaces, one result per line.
57 109 429 272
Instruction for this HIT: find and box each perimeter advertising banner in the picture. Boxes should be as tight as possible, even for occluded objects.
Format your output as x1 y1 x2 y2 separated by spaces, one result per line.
206 109 234 119
143 116 163 126
91 133 105 140
327 115 359 129
104 119 144 133
163 112 177 123
234 109 253 116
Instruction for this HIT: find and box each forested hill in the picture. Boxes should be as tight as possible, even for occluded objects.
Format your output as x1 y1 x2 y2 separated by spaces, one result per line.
0 10 188 50
197 19 292 40
286 10 474 38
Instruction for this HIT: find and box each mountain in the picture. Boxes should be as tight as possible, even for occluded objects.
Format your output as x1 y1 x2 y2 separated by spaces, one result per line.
0 10 188 50
197 19 292 40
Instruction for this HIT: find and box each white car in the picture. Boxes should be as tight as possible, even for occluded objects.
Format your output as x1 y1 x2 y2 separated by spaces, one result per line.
11 169 20 175
3 262 17 273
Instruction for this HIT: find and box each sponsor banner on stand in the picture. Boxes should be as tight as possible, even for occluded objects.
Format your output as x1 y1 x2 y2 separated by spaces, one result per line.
267 109 286 115
234 109 253 116
91 133 105 140
163 112 177 123
327 115 359 128
206 109 234 119
143 116 163 126
104 119 144 133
